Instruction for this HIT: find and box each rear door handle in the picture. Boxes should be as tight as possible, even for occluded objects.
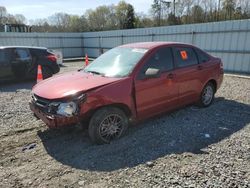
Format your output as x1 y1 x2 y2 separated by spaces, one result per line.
197 65 203 70
167 73 174 79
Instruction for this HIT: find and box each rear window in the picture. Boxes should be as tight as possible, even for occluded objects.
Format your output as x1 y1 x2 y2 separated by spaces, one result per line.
173 47 198 68
14 48 31 60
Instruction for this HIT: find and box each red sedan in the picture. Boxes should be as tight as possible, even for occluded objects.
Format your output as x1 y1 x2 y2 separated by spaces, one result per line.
30 42 224 144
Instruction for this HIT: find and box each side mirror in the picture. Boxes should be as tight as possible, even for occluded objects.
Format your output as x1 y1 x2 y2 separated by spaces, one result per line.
145 68 160 78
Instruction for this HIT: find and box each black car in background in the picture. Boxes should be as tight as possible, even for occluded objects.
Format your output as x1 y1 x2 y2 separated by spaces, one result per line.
0 46 60 81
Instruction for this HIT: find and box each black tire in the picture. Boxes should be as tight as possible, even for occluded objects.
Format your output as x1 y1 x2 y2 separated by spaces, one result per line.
198 82 215 107
42 66 53 79
88 107 129 144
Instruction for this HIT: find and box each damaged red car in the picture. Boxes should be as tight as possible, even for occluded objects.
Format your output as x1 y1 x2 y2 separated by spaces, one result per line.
30 42 223 144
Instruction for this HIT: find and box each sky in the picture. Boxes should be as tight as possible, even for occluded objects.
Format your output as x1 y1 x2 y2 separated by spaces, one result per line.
1 0 153 22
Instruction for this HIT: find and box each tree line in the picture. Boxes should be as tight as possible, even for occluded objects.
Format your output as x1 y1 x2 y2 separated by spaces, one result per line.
0 0 250 33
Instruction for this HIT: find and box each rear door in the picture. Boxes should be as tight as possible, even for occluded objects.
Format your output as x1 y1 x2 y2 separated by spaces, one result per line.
0 49 13 79
172 46 203 105
194 48 219 82
134 47 179 119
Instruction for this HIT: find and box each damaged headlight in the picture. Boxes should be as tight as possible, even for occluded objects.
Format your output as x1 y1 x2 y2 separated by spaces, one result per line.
57 102 77 117
48 101 77 117
47 94 86 117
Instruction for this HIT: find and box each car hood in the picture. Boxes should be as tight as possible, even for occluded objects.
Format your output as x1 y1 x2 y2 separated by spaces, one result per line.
32 71 121 99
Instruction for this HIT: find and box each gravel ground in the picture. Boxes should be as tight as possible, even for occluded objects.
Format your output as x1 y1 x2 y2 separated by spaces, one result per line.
0 61 249 188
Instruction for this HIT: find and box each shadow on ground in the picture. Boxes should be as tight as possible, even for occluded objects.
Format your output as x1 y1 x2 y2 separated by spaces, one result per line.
0 80 35 92
38 98 250 172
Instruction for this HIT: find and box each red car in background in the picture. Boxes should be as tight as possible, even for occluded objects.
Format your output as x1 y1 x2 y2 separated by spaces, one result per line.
30 42 223 144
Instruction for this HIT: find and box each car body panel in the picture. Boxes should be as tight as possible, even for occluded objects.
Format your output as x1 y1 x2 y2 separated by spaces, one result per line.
29 102 79 128
32 71 122 99
134 70 179 120
80 77 136 119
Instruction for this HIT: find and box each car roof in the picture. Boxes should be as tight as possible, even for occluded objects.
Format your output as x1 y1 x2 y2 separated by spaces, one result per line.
120 42 194 49
0 46 48 50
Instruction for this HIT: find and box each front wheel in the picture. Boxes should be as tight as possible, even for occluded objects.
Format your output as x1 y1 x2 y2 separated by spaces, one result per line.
88 107 129 144
198 82 215 107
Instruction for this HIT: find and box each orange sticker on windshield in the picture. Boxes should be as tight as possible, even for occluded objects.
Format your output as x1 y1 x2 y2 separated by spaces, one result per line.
180 50 188 60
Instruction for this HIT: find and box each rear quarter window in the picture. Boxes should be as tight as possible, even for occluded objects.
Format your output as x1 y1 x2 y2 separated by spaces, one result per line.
173 47 198 68
195 48 210 63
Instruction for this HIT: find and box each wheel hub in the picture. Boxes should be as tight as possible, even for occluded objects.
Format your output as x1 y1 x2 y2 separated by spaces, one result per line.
99 114 123 142
202 85 213 105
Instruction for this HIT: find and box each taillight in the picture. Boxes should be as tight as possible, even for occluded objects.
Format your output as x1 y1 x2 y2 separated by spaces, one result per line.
219 60 224 74
47 55 57 63
220 61 223 69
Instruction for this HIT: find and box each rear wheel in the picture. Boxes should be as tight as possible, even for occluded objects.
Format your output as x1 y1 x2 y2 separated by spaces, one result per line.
198 82 215 107
88 107 129 144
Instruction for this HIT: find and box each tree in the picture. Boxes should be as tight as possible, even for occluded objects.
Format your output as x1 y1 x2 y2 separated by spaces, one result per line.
167 13 181 25
151 0 171 26
190 5 205 23
135 13 154 28
151 0 161 26
49 13 71 31
86 6 115 31
182 0 195 24
2 0 250 33
0 6 7 24
14 14 26 24
222 0 236 19
116 1 136 29
124 4 135 29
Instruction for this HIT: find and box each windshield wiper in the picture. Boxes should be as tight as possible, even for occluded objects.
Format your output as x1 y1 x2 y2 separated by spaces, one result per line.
86 70 104 76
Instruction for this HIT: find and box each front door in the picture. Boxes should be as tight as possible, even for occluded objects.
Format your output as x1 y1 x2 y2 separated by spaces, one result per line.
134 47 179 120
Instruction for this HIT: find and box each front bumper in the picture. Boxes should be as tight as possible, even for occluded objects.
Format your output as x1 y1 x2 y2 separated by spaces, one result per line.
29 101 79 128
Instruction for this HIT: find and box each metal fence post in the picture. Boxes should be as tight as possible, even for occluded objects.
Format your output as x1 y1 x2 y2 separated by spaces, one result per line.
151 33 155 42
36 35 39 46
191 31 195 44
81 35 84 56
121 35 124 45
60 36 63 55
98 36 103 55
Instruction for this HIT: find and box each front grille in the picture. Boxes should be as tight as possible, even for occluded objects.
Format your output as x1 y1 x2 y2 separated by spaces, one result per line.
32 94 50 111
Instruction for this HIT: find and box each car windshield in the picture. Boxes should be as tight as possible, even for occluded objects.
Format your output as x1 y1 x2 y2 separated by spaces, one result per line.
84 47 148 77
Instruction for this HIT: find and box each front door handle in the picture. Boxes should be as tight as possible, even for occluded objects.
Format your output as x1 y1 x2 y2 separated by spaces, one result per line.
167 73 174 79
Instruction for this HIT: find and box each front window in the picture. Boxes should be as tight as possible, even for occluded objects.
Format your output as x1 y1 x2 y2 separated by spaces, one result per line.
84 47 148 77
